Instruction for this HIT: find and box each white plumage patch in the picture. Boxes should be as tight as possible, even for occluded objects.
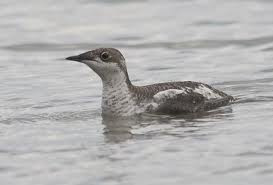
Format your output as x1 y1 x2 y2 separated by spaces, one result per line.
153 89 188 103
193 84 222 99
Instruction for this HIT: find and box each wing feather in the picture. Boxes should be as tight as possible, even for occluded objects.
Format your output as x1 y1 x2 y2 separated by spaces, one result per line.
152 89 233 114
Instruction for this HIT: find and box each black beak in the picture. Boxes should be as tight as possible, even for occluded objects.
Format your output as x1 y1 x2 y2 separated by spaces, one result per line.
65 55 82 62
66 51 94 63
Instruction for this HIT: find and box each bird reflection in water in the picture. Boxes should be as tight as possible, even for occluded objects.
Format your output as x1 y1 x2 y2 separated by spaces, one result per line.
101 106 233 144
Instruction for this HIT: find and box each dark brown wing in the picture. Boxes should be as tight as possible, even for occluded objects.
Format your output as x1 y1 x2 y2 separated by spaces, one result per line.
152 89 233 114
131 81 232 102
154 91 206 114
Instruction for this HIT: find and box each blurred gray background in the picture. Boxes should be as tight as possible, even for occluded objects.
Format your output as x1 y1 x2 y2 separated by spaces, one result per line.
0 0 273 185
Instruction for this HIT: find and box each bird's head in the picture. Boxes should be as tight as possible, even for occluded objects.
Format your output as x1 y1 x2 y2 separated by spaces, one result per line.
66 48 130 85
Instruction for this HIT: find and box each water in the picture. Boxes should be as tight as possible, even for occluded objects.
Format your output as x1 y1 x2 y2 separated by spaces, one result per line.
1 0 273 184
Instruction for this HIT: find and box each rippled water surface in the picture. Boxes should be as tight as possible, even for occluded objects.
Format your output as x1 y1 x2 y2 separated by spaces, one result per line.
1 0 273 184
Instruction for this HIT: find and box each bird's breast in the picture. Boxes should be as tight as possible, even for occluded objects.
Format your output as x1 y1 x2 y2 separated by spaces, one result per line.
102 84 142 116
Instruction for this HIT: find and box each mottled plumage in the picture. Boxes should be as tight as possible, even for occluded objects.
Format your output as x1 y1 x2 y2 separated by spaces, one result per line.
66 48 234 116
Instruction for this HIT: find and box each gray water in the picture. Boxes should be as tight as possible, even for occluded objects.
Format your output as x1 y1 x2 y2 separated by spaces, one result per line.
1 0 273 184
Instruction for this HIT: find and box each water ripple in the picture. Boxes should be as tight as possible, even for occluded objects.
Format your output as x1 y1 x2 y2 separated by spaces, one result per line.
4 35 273 52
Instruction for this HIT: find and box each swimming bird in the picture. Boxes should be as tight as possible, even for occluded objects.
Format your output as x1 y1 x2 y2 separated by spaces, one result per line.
66 48 234 117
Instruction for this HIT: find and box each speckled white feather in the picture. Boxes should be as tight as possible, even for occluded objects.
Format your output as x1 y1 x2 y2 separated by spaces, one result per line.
101 67 140 116
193 84 222 99
153 89 188 103
141 89 189 112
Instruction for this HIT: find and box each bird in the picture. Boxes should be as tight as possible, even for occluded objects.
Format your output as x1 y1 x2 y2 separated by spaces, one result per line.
66 48 234 117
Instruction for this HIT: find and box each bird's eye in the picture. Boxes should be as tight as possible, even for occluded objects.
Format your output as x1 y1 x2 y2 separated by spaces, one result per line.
100 52 110 61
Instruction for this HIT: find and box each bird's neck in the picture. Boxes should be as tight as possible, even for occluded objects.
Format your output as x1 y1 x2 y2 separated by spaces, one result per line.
102 70 131 87
101 72 136 116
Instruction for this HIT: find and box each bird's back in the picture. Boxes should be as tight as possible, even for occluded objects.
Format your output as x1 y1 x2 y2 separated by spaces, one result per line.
130 81 233 102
